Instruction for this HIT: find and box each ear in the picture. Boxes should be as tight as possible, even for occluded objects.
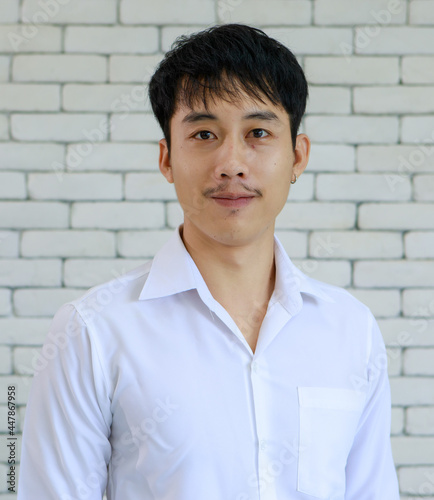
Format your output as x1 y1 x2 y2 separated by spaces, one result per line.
292 133 310 179
159 138 174 184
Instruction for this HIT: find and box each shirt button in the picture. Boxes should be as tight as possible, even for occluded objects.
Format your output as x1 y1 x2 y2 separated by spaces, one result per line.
252 362 258 373
260 439 267 451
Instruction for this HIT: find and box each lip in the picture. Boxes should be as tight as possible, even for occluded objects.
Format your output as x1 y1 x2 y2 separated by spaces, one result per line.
211 193 256 208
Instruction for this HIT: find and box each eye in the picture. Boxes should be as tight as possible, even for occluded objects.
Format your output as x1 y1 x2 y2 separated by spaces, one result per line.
249 129 269 138
194 130 215 140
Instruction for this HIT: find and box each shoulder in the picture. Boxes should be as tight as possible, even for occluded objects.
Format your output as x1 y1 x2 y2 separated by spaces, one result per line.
67 261 153 321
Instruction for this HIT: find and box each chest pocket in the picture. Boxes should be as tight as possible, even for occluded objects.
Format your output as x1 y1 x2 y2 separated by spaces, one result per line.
297 387 365 499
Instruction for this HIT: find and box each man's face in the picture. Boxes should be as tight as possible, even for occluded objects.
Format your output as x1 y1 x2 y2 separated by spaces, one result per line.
159 90 310 247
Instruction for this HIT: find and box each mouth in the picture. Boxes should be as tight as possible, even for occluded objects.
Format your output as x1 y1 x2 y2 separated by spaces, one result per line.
210 193 256 208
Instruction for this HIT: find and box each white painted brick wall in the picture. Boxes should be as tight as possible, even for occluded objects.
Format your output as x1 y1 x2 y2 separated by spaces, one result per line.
0 83 59 111
1 1 433 496
13 55 107 82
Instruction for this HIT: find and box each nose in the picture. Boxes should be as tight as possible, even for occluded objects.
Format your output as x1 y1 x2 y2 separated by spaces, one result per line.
213 136 250 179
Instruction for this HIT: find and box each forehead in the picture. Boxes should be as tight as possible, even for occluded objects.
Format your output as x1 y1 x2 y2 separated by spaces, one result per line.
173 87 289 123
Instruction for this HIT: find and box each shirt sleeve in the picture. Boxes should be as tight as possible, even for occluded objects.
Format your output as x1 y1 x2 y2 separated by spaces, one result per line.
18 303 112 500
344 311 400 499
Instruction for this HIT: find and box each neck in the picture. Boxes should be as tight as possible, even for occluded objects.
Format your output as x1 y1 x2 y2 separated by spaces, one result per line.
180 222 276 309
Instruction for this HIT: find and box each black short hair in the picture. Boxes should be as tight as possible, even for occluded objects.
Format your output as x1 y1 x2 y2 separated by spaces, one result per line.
148 23 308 151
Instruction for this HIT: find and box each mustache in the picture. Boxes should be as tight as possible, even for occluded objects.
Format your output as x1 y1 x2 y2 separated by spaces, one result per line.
203 183 262 197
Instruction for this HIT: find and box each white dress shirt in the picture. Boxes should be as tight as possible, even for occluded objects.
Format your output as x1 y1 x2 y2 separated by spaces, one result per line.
18 226 399 500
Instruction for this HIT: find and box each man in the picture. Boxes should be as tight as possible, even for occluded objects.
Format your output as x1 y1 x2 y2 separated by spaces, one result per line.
18 24 399 499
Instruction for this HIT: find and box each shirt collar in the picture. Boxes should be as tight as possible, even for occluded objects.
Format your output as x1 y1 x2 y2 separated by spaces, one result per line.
139 226 334 312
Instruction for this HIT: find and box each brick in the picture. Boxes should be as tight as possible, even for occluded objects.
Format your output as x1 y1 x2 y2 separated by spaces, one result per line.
13 54 107 82
0 202 68 229
357 145 434 173
0 346 11 373
0 114 8 139
305 56 399 84
356 27 434 55
117 230 174 258
304 116 398 143
0 0 19 23
11 113 108 142
406 408 434 435
309 231 403 259
273 231 308 259
110 114 162 142
13 288 85 317
402 289 434 317
109 55 163 83
391 377 434 405
0 259 61 287
306 86 350 114
402 56 434 83
0 289 11 316
0 231 19 257
66 143 159 171
354 86 434 114
387 347 402 376
64 259 142 288
0 172 26 199
21 230 116 258
28 173 122 200
399 466 434 495
288 173 315 201
414 175 434 201
391 407 404 435
0 56 9 80
379 318 434 347
359 203 434 230
0 318 50 345
264 27 353 55
22 0 117 24
218 0 310 25
277 202 356 229
0 24 61 53
354 260 434 288
63 84 150 112
405 232 434 258
125 173 177 201
404 348 434 376
0 143 64 170
307 144 355 172
314 0 406 24
402 116 434 143
410 1 434 24
293 259 351 287
121 0 215 23
65 27 158 54
316 173 411 201
0 83 59 111
347 288 401 317
71 202 165 229
392 436 434 465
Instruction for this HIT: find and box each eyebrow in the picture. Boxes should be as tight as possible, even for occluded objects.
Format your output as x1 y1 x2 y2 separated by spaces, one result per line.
182 110 280 124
